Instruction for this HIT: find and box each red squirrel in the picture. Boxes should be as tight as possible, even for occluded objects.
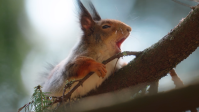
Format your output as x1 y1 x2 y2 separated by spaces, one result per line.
42 0 131 98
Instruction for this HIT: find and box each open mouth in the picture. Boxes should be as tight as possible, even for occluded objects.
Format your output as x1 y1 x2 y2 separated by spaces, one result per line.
116 38 126 51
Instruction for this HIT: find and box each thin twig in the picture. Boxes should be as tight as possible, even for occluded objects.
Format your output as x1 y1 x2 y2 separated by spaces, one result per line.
48 51 141 105
18 51 140 111
18 101 34 112
102 51 141 64
172 0 192 8
148 81 159 95
169 69 184 88
62 79 81 102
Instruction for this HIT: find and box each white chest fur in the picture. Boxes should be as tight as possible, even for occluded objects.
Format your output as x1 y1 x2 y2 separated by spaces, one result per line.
70 58 121 98
46 58 123 98
42 53 124 98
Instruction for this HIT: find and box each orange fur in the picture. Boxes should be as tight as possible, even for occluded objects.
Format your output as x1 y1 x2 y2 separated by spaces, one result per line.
71 56 107 80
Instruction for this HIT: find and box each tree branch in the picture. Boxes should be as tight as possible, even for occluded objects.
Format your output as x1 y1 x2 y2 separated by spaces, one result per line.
86 4 199 97
86 83 199 112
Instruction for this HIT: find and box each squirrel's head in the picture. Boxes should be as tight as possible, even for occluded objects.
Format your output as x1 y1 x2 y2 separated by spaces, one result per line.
78 0 131 54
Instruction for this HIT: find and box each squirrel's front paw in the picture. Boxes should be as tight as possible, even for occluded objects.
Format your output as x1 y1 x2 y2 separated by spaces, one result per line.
89 62 107 78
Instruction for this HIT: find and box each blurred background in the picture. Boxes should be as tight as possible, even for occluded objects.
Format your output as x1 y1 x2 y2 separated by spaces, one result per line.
0 0 198 111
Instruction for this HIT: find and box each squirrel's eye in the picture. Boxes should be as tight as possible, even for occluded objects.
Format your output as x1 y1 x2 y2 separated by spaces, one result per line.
102 25 111 29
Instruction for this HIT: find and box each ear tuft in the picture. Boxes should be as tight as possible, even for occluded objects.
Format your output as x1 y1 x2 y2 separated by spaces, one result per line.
89 2 101 21
77 0 95 34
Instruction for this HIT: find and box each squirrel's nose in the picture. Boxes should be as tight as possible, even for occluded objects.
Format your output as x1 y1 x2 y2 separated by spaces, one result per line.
127 27 132 32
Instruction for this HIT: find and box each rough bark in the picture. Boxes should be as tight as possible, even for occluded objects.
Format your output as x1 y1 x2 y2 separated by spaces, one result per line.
86 4 199 97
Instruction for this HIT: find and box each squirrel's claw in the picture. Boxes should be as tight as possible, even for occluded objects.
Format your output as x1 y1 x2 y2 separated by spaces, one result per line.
89 62 107 78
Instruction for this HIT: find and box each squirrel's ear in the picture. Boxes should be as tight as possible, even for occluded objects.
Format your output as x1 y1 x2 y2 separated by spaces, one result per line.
81 16 93 30
78 0 95 34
